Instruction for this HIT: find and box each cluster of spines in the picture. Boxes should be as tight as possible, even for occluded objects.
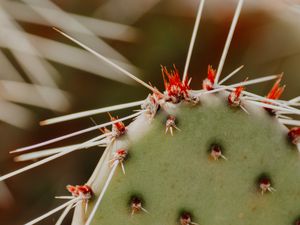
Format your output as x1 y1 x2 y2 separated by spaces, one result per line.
25 184 93 225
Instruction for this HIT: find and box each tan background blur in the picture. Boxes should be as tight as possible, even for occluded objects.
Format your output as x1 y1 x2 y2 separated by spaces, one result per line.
0 0 300 224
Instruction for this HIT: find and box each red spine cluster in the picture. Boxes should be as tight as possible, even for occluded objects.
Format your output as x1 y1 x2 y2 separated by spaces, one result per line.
162 65 190 102
109 114 127 136
228 86 244 106
202 65 216 91
67 184 93 199
266 76 285 100
264 76 285 115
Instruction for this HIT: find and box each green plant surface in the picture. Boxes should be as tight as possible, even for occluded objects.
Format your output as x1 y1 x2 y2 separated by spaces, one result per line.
87 95 300 225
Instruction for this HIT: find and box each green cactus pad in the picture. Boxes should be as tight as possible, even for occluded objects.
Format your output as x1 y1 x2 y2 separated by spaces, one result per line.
88 95 300 225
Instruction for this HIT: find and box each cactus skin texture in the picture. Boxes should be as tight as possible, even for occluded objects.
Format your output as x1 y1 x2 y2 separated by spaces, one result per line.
85 95 300 225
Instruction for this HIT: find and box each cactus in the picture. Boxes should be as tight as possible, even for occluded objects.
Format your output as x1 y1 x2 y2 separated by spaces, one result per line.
83 96 300 225
1 0 300 225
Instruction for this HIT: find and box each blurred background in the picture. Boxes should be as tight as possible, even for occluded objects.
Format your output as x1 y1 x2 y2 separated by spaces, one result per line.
0 0 300 224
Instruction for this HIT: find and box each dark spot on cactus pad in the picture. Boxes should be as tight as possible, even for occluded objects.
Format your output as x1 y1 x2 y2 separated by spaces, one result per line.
179 211 197 225
257 173 275 194
208 143 226 160
128 193 145 208
129 195 145 215
294 217 300 225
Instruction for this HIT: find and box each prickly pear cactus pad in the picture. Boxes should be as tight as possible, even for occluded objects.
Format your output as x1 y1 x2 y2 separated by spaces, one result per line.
1 0 300 225
89 97 300 225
